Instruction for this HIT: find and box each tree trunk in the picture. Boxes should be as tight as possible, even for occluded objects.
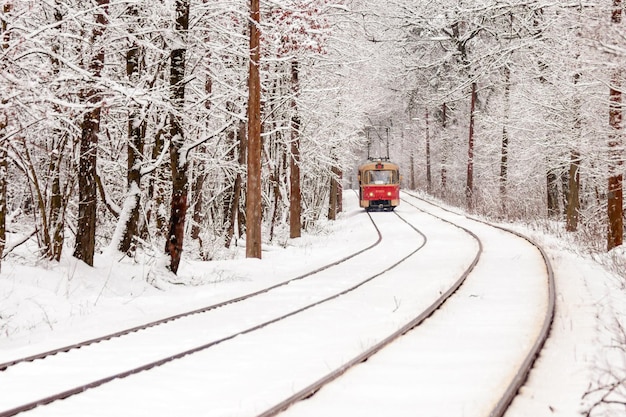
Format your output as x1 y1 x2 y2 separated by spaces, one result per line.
607 0 624 250
246 0 262 258
500 65 511 210
0 143 5 269
73 0 109 266
410 152 415 190
425 107 431 193
337 169 343 213
269 148 283 241
191 49 214 245
164 0 190 274
328 168 338 221
546 168 560 218
235 120 247 241
441 102 447 190
466 82 477 209
220 128 237 242
190 158 206 241
118 5 144 255
146 123 167 238
225 121 246 248
47 3 67 261
566 151 581 232
566 74 582 232
48 147 65 261
0 3 11 268
289 60 302 238
0 124 6 270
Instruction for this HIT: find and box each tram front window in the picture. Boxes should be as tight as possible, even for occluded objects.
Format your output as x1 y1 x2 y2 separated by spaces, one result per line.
369 170 393 185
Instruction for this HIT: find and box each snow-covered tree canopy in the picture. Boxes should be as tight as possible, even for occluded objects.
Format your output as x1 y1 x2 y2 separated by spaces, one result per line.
0 0 623 267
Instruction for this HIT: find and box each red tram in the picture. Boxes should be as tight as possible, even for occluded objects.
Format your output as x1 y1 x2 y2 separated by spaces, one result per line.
358 159 400 211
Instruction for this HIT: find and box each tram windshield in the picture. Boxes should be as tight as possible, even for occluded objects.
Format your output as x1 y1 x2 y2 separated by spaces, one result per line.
367 170 395 185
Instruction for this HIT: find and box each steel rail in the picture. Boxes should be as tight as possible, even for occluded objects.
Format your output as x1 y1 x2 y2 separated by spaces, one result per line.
402 192 556 417
255 202 484 417
0 210 425 417
0 210 382 373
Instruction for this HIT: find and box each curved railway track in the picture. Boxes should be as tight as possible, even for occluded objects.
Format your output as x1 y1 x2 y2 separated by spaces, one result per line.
0 193 553 417
0 212 383 374
0 200 439 417
273 193 554 417
402 192 555 417
256 205 482 417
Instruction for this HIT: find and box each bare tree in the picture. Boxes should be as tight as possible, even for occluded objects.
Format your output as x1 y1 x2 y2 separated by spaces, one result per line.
246 0 262 258
289 59 302 238
0 2 11 268
328 165 340 220
164 0 190 274
607 0 624 251
117 4 145 255
466 82 477 210
500 64 511 210
566 74 582 232
73 0 109 266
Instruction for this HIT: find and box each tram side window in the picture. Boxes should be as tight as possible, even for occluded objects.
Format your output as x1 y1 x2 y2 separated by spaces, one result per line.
368 170 393 185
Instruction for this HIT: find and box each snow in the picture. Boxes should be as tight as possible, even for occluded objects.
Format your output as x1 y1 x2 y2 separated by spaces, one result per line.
0 193 624 417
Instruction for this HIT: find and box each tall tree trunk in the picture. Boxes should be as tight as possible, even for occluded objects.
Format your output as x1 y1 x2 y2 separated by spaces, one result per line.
225 121 246 248
269 148 283 241
146 123 168 237
191 158 206 241
289 60 302 239
237 120 247 240
546 167 560 218
466 82 477 209
425 107 431 193
500 65 511 211
48 145 66 261
441 102 447 190
566 72 582 232
0 142 5 270
608 0 624 250
409 152 415 190
246 0 262 258
46 3 67 262
0 3 11 268
191 48 213 246
118 4 144 255
73 0 109 266
566 151 581 231
164 0 190 274
328 167 338 221
337 169 343 213
0 120 6 270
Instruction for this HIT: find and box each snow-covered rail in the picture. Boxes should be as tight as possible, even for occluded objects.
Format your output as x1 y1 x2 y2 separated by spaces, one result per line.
0 205 445 417
255 206 483 417
268 193 553 417
402 193 555 417
0 194 552 417
0 215 384 375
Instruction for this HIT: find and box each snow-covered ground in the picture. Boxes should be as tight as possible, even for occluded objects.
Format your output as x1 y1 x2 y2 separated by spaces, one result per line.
0 192 625 416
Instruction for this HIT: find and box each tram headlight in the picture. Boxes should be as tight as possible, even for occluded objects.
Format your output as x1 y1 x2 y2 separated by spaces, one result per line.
387 191 392 197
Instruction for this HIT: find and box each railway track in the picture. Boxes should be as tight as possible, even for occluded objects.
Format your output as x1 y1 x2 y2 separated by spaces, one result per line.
0 193 553 417
0 195 442 416
401 192 555 417
273 193 554 417
0 202 383 374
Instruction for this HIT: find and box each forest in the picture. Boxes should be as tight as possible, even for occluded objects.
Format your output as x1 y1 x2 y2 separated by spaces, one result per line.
0 0 623 274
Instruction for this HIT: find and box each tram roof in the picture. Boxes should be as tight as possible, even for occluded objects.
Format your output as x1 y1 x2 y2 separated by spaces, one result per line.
358 159 399 172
